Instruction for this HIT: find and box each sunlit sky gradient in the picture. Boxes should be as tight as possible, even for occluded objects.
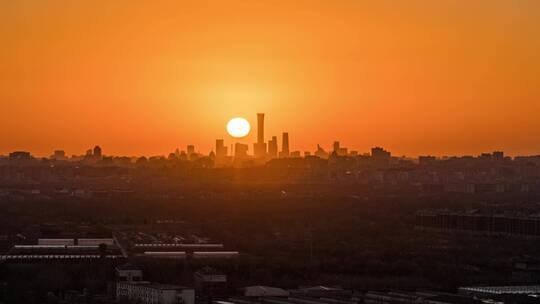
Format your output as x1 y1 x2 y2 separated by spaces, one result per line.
1 0 539 157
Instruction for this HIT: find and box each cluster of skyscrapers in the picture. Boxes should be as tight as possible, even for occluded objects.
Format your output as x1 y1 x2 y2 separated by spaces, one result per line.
215 113 290 162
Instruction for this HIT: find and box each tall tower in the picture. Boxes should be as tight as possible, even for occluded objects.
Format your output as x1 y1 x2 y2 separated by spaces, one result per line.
93 146 102 158
280 132 289 158
216 139 227 159
268 136 278 158
257 113 264 145
333 141 340 153
254 113 267 158
187 145 195 158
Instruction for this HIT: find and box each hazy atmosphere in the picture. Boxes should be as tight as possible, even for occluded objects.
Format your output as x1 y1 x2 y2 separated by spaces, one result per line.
2 0 540 156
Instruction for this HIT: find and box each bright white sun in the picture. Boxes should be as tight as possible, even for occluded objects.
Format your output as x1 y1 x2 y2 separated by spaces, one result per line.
226 117 251 138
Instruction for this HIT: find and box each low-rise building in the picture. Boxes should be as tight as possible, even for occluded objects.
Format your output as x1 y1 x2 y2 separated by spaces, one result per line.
116 281 194 304
116 263 143 282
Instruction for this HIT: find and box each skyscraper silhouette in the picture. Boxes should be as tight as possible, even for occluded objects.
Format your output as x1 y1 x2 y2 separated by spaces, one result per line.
257 113 264 144
280 132 289 158
235 143 249 159
187 145 195 156
254 113 267 158
216 139 227 159
93 146 102 158
333 141 340 153
268 136 278 158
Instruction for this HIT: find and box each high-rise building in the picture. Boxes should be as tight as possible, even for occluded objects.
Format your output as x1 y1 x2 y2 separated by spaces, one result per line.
333 141 340 153
371 147 391 158
234 143 249 159
493 151 504 160
315 144 329 159
187 145 195 156
179 151 187 161
216 139 228 159
279 132 289 158
254 113 267 158
268 136 278 158
332 141 347 156
257 113 264 144
52 150 66 160
93 146 102 158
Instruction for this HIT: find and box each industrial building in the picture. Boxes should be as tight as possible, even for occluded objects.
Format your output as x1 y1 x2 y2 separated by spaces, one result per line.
116 281 195 304
416 210 540 238
1 237 124 262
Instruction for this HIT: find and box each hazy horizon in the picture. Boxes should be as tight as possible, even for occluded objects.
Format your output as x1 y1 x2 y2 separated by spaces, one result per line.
3 142 538 159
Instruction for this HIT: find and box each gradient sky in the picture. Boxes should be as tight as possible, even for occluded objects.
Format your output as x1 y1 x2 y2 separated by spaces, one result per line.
1 0 539 157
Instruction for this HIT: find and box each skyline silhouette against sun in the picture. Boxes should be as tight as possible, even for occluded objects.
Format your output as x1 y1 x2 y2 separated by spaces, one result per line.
1 1 539 157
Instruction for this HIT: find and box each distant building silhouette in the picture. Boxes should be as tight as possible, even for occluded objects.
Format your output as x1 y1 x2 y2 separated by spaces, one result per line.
333 141 348 156
268 136 278 158
254 113 267 158
493 151 504 160
93 146 102 159
187 145 195 157
371 146 391 167
333 141 340 153
179 150 187 161
215 139 227 159
52 150 66 160
279 132 289 158
371 147 391 158
315 144 329 159
290 151 301 158
234 143 249 159
9 151 31 160
168 152 178 160
257 113 264 144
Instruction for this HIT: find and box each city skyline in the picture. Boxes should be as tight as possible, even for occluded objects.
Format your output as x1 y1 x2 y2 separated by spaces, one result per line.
0 109 530 160
1 1 540 157
1 109 535 159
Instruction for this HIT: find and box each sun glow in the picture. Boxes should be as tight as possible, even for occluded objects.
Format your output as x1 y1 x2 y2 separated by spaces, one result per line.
226 117 251 138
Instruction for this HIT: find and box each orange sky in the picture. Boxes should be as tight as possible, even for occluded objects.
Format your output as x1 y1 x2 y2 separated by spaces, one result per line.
1 0 539 157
